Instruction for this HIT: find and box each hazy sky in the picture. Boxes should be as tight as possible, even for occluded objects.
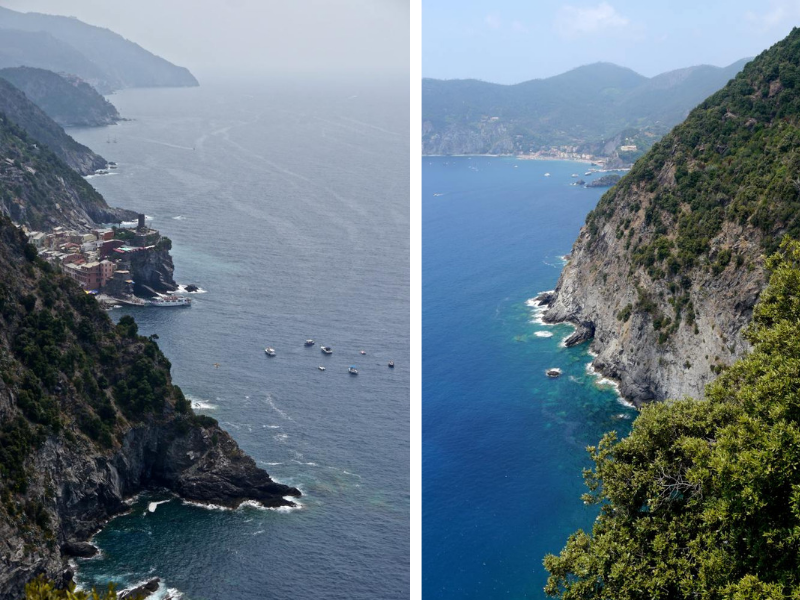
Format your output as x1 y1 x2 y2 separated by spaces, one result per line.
0 0 409 79
424 0 800 83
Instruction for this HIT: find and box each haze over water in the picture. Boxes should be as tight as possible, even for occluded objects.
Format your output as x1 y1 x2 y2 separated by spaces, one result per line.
69 78 409 600
423 157 636 599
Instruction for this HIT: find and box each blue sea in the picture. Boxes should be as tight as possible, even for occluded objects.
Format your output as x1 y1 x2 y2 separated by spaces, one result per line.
422 157 636 599
68 78 409 600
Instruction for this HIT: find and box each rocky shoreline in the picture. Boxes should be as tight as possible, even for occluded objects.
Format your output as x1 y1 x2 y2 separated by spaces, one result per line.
1 417 300 599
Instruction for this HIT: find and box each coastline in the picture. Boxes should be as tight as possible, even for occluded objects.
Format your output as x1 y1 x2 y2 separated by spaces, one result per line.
529 291 635 409
422 153 606 165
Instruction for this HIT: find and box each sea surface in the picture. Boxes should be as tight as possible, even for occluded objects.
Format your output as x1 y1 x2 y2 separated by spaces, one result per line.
422 157 636 599
68 78 409 600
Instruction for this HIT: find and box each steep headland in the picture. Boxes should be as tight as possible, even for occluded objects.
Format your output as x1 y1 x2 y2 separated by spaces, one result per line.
0 7 198 93
0 109 130 229
0 77 109 177
540 28 800 405
0 216 299 598
0 67 121 128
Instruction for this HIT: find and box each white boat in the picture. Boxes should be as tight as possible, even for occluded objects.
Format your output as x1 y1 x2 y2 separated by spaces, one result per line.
108 162 118 169
305 339 315 346
359 350 366 355
544 172 551 177
584 171 592 176
150 295 191 307
388 361 395 368
571 173 579 177
348 366 358 375
265 347 276 356
321 346 333 355
318 366 326 371
95 169 109 175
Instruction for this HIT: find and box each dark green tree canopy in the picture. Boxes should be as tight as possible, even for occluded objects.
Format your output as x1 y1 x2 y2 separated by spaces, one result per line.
544 238 800 599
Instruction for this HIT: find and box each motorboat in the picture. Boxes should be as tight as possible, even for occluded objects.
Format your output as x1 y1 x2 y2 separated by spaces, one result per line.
544 172 551 177
305 339 315 346
321 346 333 354
150 295 191 307
348 366 358 375
318 366 326 371
264 347 276 356
388 361 395 368
359 350 366 355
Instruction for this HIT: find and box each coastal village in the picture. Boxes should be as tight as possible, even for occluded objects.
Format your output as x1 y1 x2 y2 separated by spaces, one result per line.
22 213 190 308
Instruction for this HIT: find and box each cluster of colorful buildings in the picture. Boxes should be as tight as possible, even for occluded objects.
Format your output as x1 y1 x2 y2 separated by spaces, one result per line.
24 214 159 296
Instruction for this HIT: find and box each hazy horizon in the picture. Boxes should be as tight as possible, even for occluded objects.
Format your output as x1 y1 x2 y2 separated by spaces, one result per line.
0 0 409 80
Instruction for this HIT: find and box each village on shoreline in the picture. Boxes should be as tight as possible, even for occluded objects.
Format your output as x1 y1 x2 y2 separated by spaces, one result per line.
23 213 193 309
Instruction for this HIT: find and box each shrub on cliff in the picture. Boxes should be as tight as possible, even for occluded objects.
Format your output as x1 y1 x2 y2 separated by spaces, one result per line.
23 576 121 599
544 238 800 599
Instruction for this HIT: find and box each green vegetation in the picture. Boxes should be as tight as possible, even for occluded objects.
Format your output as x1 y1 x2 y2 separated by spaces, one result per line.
0 76 106 176
0 107 114 228
23 575 125 600
0 67 119 128
591 28 800 262
422 59 749 156
544 239 800 598
0 215 190 536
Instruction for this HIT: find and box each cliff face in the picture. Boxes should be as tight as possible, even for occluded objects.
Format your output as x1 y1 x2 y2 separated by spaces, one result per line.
0 110 133 230
541 29 800 406
0 218 298 598
542 210 766 405
127 247 177 295
0 67 120 128
0 76 108 176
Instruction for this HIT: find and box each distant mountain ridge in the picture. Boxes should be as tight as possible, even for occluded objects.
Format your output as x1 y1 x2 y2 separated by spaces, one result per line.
422 59 751 160
0 7 198 93
0 67 121 128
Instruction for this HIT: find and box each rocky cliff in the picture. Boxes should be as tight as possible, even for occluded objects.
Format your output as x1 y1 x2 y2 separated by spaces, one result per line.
0 76 108 176
0 218 298 599
0 67 121 128
541 29 800 406
127 246 177 295
0 109 133 230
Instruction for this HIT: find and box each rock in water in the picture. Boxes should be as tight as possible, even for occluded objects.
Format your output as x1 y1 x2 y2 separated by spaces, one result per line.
546 368 562 378
60 542 98 558
119 577 160 600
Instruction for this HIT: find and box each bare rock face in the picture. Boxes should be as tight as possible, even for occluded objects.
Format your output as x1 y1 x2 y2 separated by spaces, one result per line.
1 419 300 599
543 185 766 407
127 248 177 295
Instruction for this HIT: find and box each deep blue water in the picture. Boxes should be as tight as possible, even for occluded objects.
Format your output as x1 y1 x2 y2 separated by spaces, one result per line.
422 157 636 599
68 79 409 600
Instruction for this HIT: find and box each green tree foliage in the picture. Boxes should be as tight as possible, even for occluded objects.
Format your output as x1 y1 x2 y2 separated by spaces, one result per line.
0 215 191 509
23 575 123 600
544 239 800 599
591 28 800 271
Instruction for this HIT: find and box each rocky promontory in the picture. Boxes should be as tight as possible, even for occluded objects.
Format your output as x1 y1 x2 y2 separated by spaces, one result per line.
538 31 800 405
0 218 298 599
